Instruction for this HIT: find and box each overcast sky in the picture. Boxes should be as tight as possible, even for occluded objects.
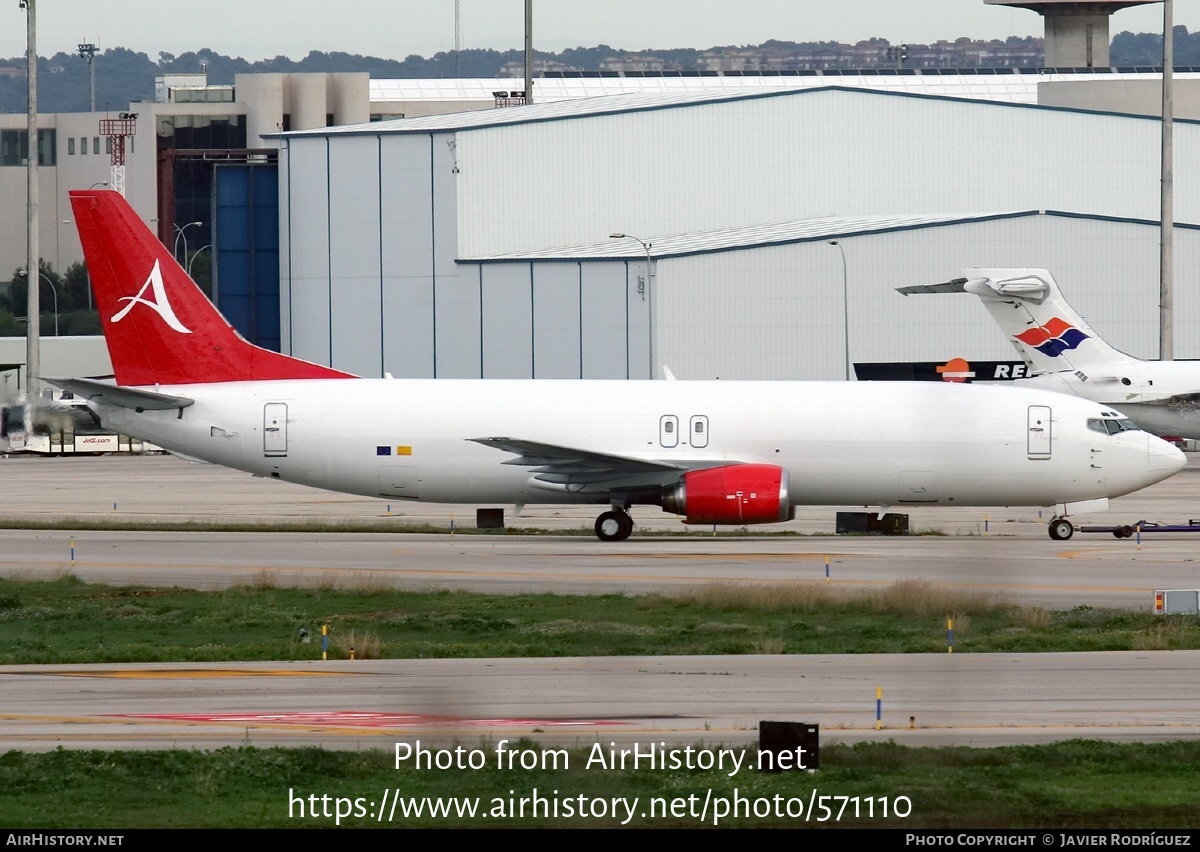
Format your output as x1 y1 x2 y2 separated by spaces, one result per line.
2 1 1195 62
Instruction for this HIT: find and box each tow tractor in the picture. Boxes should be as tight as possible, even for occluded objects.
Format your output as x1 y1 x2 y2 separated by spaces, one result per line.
1074 520 1200 539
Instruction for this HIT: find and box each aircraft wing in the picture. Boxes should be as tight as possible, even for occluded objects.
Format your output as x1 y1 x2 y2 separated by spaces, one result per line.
45 377 195 412
469 437 688 492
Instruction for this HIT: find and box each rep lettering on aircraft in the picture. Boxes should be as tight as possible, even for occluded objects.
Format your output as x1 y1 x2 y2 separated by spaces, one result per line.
111 259 193 334
992 364 1029 379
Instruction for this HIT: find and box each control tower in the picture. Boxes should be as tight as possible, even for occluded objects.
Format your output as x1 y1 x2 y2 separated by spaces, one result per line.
986 0 1161 66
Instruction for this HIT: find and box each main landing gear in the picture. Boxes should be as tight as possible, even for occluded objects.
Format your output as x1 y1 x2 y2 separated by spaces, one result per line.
595 509 634 542
1047 517 1075 541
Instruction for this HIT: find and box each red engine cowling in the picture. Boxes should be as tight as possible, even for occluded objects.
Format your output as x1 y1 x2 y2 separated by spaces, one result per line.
661 464 793 525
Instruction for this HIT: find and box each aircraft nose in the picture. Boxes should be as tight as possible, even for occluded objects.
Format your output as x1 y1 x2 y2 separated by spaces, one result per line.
1146 435 1187 478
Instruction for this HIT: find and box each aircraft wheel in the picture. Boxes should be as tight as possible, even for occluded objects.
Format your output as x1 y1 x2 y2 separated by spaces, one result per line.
595 510 633 542
1117 525 1134 539
1048 518 1074 541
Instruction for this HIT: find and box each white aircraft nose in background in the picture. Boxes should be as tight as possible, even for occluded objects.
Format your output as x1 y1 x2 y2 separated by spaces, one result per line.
1148 433 1188 476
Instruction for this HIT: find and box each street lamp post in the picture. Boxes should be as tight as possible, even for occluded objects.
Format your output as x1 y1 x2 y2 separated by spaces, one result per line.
173 221 202 266
17 268 59 337
609 232 651 300
609 232 655 378
827 240 851 381
188 245 211 278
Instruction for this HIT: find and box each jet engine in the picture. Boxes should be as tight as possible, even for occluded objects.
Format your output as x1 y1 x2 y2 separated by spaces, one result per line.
661 464 793 525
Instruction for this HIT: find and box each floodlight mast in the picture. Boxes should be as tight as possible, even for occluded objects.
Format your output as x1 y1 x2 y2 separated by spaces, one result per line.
23 0 40 398
77 39 98 112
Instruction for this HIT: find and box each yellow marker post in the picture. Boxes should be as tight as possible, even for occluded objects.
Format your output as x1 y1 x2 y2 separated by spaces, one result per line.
70 538 75 567
875 686 883 730
824 556 830 583
321 624 328 661
947 617 953 653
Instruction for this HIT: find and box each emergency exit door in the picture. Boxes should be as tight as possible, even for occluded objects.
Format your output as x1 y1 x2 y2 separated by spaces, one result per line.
1027 405 1051 458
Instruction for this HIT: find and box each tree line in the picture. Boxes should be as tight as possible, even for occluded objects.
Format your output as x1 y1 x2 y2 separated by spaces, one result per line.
0 260 100 337
2 29 1199 115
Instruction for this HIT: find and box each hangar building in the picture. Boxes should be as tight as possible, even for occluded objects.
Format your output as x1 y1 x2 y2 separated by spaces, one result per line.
277 86 1200 381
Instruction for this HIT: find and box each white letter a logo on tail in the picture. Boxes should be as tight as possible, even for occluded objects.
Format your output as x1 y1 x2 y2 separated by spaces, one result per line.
111 260 193 334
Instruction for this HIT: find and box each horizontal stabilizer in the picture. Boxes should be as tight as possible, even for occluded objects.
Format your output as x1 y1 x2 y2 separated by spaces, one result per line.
896 278 970 296
45 377 194 411
898 273 1052 304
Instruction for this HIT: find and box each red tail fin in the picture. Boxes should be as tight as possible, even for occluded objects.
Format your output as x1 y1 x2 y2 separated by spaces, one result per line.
69 190 354 386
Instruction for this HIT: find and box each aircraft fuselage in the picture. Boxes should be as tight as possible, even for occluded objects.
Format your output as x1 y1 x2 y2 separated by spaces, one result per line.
92 377 1181 512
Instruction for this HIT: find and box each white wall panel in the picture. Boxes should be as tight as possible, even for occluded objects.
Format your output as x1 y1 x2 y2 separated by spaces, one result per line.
281 138 332 365
434 263 483 378
481 263 534 379
532 262 582 379
328 136 384 377
455 89 1200 257
1175 233 1200 360
658 247 847 381
628 261 653 380
379 134 436 377
579 262 633 379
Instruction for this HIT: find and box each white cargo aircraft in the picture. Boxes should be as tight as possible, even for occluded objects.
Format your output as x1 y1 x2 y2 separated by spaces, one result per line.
52 192 1184 542
898 269 1200 441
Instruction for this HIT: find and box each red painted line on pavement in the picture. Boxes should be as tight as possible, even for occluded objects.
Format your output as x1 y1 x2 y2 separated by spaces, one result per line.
112 711 627 728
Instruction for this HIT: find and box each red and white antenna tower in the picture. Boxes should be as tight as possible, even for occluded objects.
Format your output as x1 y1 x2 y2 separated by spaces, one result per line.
98 111 136 196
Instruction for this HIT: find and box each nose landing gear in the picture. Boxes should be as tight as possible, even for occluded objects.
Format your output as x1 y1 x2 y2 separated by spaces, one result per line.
1048 517 1075 541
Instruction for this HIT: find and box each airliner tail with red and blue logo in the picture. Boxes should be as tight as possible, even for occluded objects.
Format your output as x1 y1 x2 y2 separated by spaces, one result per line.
898 268 1200 440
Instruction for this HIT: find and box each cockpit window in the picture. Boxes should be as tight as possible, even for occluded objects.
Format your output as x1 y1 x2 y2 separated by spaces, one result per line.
1088 418 1140 435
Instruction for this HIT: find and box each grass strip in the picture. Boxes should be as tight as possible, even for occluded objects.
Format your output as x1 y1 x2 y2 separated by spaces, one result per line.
0 575 1196 664
2 740 1199 828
